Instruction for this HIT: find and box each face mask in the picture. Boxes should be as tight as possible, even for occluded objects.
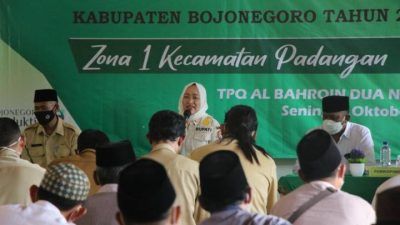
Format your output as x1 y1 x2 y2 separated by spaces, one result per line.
322 119 344 135
0 137 20 152
34 110 56 125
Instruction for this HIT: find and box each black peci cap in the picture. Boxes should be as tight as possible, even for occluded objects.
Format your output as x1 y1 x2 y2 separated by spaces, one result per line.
118 159 176 223
34 89 58 102
199 150 249 202
322 96 349 113
297 129 342 181
96 140 136 167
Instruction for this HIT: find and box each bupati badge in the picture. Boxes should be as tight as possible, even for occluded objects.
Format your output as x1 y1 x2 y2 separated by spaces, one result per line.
202 117 212 126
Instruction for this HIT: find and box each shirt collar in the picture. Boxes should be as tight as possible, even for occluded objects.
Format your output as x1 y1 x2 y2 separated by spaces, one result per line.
34 200 69 223
341 121 353 139
98 184 118 193
80 148 96 156
219 138 238 146
209 205 244 219
0 147 20 158
309 180 337 191
192 119 200 125
187 118 201 126
214 205 242 213
37 117 64 136
151 143 177 153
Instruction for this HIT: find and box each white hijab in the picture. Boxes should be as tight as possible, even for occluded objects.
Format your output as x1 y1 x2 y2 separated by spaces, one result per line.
178 82 209 120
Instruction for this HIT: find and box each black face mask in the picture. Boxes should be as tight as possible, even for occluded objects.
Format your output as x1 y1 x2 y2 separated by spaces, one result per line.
34 110 56 125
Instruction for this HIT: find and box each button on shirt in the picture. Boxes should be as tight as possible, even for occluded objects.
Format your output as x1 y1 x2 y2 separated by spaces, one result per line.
0 200 74 225
271 181 376 225
22 118 79 168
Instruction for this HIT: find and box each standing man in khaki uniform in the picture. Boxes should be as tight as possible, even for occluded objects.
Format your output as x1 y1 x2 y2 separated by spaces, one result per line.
50 129 109 196
0 117 45 205
22 89 79 168
143 110 205 225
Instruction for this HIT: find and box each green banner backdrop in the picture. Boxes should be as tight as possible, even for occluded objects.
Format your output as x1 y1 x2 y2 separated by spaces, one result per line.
1 1 400 158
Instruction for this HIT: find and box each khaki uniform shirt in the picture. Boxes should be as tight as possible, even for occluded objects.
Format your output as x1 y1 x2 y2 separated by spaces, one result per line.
50 149 99 196
0 148 45 205
143 144 206 225
22 118 79 168
190 139 278 214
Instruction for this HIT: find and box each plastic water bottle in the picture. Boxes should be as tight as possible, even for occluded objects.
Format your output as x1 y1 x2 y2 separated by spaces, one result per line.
380 141 391 166
396 155 400 167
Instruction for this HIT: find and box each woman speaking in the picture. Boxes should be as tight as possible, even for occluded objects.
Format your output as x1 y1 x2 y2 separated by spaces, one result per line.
178 82 220 156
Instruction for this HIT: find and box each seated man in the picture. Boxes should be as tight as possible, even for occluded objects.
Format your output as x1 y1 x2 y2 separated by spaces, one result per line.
375 186 400 225
51 129 109 196
117 158 180 225
76 140 136 225
199 150 291 225
22 89 80 168
372 174 400 209
0 117 45 205
294 95 375 172
0 163 90 225
143 110 203 225
272 129 375 225
320 95 374 164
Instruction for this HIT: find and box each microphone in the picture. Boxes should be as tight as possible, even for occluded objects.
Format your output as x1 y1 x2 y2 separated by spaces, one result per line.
183 110 191 120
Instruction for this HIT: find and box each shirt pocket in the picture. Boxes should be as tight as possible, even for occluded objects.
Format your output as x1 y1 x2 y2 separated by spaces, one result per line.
27 145 46 165
54 144 72 158
28 145 45 158
193 128 212 142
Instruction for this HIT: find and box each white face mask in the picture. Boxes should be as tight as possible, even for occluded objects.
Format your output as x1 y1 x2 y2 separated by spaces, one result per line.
0 137 20 152
322 119 344 135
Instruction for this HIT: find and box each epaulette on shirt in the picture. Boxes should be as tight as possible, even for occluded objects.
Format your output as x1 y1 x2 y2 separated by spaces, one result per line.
200 116 213 127
63 122 79 133
24 123 40 131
